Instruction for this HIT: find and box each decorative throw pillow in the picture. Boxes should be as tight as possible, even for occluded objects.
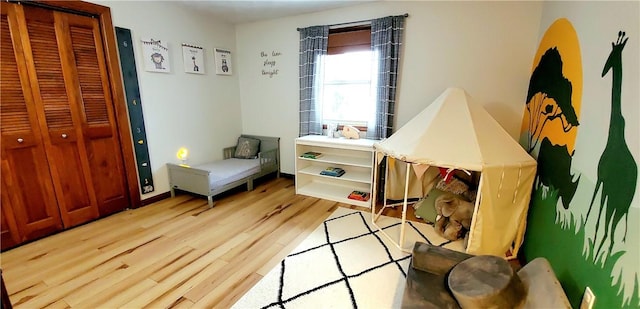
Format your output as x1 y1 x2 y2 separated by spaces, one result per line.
234 137 260 159
414 188 448 223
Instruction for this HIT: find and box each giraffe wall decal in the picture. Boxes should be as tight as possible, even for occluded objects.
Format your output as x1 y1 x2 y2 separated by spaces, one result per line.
586 31 638 259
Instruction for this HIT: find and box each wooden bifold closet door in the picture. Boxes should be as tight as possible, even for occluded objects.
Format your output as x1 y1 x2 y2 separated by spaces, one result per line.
0 2 131 249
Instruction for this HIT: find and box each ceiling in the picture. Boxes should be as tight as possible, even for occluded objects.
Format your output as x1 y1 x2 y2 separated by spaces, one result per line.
176 0 375 24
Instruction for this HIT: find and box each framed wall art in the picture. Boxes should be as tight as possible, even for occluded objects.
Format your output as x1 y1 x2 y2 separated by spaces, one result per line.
214 48 232 75
141 37 170 73
182 43 205 74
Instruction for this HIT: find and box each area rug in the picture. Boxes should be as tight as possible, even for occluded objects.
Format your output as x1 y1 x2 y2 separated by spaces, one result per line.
231 207 464 309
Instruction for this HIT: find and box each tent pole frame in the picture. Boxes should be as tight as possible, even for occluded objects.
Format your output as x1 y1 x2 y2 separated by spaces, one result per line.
370 153 413 253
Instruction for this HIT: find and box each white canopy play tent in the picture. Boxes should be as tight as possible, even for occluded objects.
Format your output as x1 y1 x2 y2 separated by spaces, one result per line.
371 87 537 257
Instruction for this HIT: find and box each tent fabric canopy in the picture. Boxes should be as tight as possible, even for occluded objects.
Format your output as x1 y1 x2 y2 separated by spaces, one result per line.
373 87 537 256
375 87 536 170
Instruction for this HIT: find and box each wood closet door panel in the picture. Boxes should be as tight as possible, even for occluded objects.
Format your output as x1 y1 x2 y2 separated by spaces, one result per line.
0 194 20 249
1 148 63 243
21 5 100 228
63 13 130 216
1 3 63 247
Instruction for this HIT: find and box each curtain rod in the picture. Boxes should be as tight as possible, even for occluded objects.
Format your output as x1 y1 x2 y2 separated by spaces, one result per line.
297 13 408 31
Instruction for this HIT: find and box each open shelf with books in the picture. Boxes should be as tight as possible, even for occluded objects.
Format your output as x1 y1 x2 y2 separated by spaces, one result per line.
295 135 375 207
298 153 371 167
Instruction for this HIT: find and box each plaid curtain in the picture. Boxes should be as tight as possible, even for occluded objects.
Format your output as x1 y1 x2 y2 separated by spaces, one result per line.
369 15 405 139
299 26 328 137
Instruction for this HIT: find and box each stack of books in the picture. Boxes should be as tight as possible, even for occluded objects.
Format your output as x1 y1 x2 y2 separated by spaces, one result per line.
348 190 370 201
300 151 323 159
320 167 345 177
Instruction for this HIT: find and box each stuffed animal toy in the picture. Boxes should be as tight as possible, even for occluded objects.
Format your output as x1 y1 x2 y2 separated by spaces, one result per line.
434 215 464 240
436 194 474 229
433 193 475 240
342 125 360 139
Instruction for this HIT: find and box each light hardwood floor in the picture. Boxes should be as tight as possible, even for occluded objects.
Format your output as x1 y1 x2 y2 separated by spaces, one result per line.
1 176 385 308
1 176 519 308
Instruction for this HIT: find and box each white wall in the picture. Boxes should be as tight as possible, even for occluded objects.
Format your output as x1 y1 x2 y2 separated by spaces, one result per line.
93 1 243 199
236 1 543 174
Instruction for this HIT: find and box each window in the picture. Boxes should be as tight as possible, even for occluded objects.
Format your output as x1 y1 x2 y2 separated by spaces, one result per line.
321 51 377 126
320 27 376 128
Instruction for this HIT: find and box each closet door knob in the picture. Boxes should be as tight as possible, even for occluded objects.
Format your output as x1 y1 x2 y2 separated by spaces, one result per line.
61 133 68 139
17 138 24 143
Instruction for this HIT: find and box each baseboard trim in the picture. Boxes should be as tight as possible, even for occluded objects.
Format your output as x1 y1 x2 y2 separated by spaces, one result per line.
280 173 294 179
141 191 171 206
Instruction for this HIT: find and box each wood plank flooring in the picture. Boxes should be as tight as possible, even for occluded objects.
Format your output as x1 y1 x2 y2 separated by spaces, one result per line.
0 176 442 309
1 176 385 308
1 176 520 308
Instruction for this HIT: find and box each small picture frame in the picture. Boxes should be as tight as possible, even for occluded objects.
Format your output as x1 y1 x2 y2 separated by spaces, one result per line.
141 37 170 73
182 43 205 74
214 48 232 75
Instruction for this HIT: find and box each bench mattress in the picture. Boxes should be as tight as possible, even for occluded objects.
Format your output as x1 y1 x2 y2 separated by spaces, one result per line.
195 158 261 189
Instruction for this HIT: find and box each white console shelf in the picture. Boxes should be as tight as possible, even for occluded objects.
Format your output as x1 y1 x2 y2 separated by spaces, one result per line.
295 135 376 208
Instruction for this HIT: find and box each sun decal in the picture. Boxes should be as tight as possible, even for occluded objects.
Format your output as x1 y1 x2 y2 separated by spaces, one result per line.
521 18 583 209
521 18 582 155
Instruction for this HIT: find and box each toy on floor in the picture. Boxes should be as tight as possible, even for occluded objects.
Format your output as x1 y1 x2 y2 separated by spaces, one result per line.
433 193 474 241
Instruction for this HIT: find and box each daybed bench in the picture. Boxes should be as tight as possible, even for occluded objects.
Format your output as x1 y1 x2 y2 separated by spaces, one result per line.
167 134 280 207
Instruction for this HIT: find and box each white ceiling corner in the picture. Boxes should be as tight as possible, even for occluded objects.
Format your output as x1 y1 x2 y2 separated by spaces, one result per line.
176 0 379 24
